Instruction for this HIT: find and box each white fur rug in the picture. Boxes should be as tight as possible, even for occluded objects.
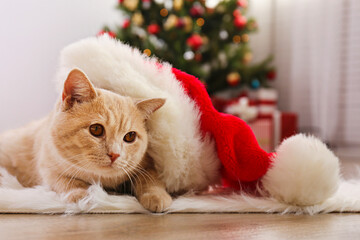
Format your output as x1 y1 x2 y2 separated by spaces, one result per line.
0 168 359 214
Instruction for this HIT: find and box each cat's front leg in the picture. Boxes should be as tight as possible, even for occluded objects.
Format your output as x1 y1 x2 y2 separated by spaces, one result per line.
134 167 172 213
45 173 90 203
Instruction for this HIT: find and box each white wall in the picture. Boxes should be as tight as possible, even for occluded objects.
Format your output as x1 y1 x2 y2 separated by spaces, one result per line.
0 0 121 132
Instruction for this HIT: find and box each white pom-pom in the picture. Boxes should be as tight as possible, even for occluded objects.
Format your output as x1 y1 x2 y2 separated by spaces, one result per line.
262 134 340 206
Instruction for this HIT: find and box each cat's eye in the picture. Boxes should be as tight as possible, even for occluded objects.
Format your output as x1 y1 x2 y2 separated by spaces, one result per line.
124 131 136 143
89 124 104 137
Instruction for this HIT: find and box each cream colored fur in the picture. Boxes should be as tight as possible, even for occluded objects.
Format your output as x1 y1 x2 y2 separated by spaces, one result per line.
0 68 172 212
55 35 221 193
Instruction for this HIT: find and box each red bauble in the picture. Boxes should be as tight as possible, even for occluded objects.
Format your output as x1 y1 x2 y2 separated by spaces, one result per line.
233 9 241 17
233 16 247 29
237 0 248 8
267 70 276 80
186 34 203 51
97 30 116 38
147 24 161 35
122 19 131 29
118 0 124 3
190 5 204 17
176 18 185 28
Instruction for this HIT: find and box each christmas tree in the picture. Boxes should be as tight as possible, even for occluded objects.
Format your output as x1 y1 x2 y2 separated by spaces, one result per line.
99 0 275 94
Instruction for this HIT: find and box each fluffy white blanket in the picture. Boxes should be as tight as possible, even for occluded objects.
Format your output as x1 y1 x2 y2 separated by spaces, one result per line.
0 167 359 214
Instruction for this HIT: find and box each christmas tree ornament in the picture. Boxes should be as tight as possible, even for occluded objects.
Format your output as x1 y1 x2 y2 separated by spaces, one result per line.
176 18 185 29
196 18 205 27
186 34 203 51
226 72 241 86
118 0 124 3
160 8 169 17
164 14 178 30
190 4 205 17
250 78 260 89
183 16 193 32
233 9 241 17
183 51 195 61
173 0 184 11
237 0 248 8
122 19 131 29
219 30 229 40
132 12 144 26
232 35 241 43
123 0 139 11
241 34 249 43
267 70 276 80
233 15 247 29
142 0 151 9
148 24 161 35
143 48 152 56
243 52 253 63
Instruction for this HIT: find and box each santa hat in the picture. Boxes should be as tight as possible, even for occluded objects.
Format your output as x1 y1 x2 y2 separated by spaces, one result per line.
56 36 340 206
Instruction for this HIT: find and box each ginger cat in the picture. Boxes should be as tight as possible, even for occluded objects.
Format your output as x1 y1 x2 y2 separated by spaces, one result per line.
0 69 172 212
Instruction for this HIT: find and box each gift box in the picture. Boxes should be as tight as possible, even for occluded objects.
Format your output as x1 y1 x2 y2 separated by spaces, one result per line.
249 111 298 152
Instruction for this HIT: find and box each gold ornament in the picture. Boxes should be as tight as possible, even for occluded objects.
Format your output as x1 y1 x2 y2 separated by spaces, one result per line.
143 49 152 56
233 35 241 43
243 52 253 64
173 0 183 11
132 12 144 26
227 72 241 86
123 0 138 11
183 16 193 32
164 14 178 30
160 8 168 17
196 18 205 27
241 34 249 43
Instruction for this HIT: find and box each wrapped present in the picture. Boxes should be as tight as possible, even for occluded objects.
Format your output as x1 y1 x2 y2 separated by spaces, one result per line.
248 88 278 117
249 111 298 151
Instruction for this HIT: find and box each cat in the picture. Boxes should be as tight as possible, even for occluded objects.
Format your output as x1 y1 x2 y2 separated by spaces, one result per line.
0 68 172 212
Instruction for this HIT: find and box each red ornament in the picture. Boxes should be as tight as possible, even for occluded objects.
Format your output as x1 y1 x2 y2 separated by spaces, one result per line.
122 19 131 29
237 0 248 8
118 0 124 3
233 16 247 29
186 34 203 51
176 18 185 29
267 70 276 80
190 5 204 17
97 30 116 38
233 9 241 17
147 24 161 35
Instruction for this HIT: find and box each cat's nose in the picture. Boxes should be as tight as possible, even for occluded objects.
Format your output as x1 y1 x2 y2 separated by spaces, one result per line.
107 152 120 163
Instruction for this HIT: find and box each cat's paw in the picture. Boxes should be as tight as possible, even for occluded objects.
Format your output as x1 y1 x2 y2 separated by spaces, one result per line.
138 190 172 213
66 188 88 203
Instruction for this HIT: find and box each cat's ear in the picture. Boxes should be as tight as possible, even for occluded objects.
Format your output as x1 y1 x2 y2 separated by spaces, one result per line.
62 69 97 108
136 98 166 119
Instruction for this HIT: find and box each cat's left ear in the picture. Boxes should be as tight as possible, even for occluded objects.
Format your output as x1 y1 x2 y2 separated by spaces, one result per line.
62 69 97 109
136 98 166 119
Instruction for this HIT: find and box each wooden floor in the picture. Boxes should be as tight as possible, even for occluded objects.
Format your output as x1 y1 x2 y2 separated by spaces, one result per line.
0 213 359 240
1 153 359 240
